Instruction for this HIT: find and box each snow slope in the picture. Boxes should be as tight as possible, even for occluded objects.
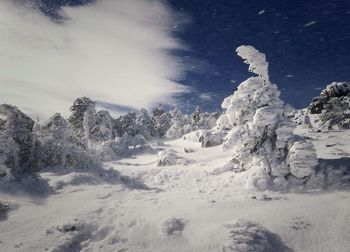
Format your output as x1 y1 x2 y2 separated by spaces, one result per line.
0 129 349 252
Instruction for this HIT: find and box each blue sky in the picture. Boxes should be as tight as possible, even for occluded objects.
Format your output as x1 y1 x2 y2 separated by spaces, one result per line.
1 0 350 117
168 0 350 110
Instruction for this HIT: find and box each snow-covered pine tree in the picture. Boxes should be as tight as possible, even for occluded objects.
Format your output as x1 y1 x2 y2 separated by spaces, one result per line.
135 109 155 139
83 105 96 149
68 97 96 144
0 104 37 177
166 107 189 139
90 110 115 142
117 112 137 137
220 45 318 190
190 106 220 131
191 106 202 130
36 113 69 169
152 105 171 138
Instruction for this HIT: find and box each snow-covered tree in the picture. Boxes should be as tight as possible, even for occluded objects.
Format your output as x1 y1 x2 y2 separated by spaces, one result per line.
166 107 188 139
220 45 318 190
190 106 220 131
83 105 96 149
135 109 155 139
152 105 171 138
117 112 137 137
68 97 96 143
37 113 100 170
90 110 115 142
0 104 37 177
191 106 202 129
36 113 69 169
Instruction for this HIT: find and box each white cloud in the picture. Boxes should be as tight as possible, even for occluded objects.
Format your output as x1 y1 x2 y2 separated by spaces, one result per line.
0 0 189 119
199 92 217 102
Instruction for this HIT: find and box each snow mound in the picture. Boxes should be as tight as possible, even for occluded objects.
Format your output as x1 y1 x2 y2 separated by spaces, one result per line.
162 217 187 235
183 129 223 147
222 219 292 252
156 150 192 166
182 130 204 142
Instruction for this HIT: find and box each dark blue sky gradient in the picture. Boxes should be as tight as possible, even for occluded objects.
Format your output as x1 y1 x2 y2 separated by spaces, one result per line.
169 0 350 110
26 0 350 111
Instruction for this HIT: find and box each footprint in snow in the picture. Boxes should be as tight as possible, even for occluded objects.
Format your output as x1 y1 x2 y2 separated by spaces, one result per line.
288 217 311 230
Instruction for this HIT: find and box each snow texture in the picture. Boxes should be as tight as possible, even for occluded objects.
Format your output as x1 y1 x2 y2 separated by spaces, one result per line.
156 150 191 166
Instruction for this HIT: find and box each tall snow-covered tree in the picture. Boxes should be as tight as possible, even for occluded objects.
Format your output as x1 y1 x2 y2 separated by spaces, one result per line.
135 109 155 139
220 45 318 190
0 104 37 176
191 106 203 129
166 107 190 139
83 106 96 149
90 110 115 142
36 113 69 169
68 97 96 142
117 112 137 137
152 105 171 138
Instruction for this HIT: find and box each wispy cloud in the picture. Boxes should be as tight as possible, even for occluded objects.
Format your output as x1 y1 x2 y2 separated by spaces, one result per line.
199 92 217 102
0 0 189 119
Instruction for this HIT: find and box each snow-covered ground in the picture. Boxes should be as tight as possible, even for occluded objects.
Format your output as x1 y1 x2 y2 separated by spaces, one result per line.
0 128 349 252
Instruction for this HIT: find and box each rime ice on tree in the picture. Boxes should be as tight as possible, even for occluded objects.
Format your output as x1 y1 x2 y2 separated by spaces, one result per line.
220 45 318 190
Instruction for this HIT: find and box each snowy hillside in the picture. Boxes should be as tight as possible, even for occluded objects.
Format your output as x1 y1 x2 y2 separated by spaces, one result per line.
0 128 349 252
1 45 349 252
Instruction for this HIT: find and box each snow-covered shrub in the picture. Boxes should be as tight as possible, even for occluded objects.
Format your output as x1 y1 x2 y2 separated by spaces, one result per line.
96 133 150 161
320 81 350 98
0 104 37 176
219 45 318 190
156 150 191 166
307 82 350 130
182 130 205 142
222 219 292 252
